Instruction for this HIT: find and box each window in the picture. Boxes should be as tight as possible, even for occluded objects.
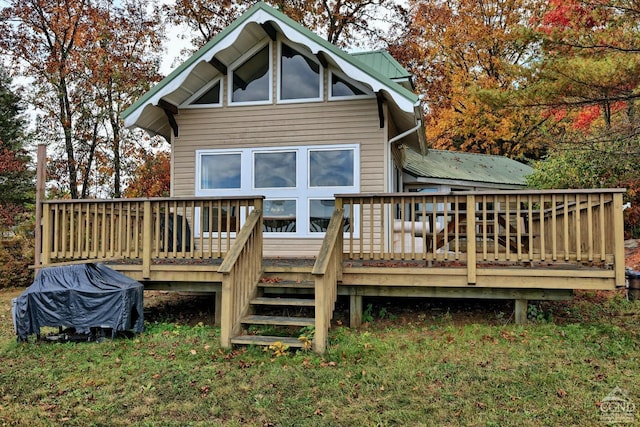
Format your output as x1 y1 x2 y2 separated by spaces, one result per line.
309 199 351 233
263 200 296 233
199 153 241 190
182 79 222 108
279 43 321 102
231 44 271 103
196 145 359 237
254 151 296 188
309 149 354 187
330 72 368 98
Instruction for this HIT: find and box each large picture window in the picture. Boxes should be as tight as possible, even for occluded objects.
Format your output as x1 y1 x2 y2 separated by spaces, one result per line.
196 144 359 237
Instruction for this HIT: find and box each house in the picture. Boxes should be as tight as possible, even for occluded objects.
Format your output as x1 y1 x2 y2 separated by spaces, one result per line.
36 2 625 352
122 2 536 257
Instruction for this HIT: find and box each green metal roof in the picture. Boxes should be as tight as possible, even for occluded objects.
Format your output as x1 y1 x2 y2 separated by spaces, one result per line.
351 50 411 81
402 146 533 187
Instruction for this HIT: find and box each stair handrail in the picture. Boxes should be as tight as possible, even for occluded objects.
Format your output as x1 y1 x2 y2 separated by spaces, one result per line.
312 207 344 353
218 207 263 347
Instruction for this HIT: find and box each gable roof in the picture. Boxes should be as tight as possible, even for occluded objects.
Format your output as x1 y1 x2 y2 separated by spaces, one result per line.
122 2 421 142
400 145 533 187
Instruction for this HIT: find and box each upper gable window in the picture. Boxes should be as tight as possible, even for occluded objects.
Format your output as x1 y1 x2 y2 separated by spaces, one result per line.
183 79 221 108
193 81 221 105
231 44 271 104
330 72 369 99
279 43 321 102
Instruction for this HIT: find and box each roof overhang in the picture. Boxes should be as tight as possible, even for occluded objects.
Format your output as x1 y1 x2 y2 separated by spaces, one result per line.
122 2 420 141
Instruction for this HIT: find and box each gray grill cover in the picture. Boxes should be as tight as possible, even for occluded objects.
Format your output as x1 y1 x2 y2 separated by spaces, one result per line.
13 263 144 340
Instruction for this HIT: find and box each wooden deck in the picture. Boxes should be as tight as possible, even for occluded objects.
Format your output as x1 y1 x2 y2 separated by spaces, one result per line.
36 190 626 352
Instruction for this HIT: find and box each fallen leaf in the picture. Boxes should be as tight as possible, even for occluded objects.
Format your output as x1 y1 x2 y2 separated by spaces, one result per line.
557 389 567 398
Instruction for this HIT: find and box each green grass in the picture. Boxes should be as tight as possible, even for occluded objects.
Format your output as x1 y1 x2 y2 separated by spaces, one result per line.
1 288 639 426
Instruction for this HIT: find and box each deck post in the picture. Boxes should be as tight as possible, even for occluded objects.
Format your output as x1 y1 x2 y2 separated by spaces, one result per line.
34 144 46 271
514 299 528 324
214 291 222 326
466 194 477 285
613 192 625 287
350 294 362 328
142 200 152 279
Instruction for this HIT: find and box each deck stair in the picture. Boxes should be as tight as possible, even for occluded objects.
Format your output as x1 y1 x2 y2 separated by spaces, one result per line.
230 267 317 349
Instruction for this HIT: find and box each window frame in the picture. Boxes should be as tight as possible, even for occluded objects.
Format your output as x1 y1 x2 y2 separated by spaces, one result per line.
277 40 323 104
228 40 273 106
328 70 374 101
195 144 360 238
181 77 223 108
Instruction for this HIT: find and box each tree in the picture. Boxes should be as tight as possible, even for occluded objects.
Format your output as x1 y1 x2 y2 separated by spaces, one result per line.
0 67 33 229
123 149 171 198
528 0 640 144
390 0 551 160
165 0 405 53
0 0 164 199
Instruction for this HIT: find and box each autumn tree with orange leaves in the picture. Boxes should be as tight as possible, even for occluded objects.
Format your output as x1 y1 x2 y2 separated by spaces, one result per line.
0 0 165 199
391 0 551 160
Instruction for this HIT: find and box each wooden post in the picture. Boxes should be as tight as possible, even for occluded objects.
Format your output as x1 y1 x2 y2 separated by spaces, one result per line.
34 144 46 271
219 273 233 348
142 200 152 279
314 276 327 353
214 291 222 326
613 192 626 288
350 294 362 328
466 194 476 285
514 299 528 324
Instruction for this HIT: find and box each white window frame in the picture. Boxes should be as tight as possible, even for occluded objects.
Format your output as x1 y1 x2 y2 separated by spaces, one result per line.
228 40 273 106
277 39 323 104
181 77 223 108
328 70 374 101
195 144 360 238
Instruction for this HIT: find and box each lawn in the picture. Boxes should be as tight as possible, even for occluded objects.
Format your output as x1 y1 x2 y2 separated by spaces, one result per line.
0 287 638 426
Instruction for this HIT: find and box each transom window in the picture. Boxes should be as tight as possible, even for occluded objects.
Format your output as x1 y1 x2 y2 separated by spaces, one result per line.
196 144 359 237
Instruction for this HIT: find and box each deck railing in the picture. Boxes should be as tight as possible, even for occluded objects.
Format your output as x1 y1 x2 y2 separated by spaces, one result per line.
312 206 344 353
337 189 626 286
219 207 264 348
40 196 264 277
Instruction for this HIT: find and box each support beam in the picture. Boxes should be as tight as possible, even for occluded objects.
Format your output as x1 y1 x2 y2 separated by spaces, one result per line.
316 51 328 68
261 22 277 41
209 56 227 75
158 99 179 138
350 294 362 328
514 299 528 324
376 92 385 129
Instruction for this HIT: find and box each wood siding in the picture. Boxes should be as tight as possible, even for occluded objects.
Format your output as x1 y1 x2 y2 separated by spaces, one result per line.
172 99 387 256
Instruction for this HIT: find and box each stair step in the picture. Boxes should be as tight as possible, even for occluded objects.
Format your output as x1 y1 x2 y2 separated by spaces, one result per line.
231 335 306 348
251 296 315 307
258 280 314 289
241 315 315 327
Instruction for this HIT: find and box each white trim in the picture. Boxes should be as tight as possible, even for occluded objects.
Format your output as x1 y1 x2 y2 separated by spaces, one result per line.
277 39 323 104
228 39 273 106
181 78 223 108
